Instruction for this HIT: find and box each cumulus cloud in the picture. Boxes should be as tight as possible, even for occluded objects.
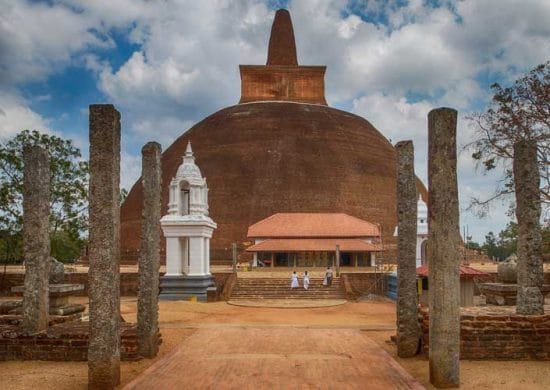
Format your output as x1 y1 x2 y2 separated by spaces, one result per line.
0 0 111 84
0 92 51 140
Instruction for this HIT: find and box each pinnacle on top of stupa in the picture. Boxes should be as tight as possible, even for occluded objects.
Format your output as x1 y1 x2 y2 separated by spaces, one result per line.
266 9 298 66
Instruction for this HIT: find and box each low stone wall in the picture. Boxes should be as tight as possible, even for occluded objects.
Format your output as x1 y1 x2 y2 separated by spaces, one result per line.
0 318 144 361
1 271 233 297
341 272 389 298
219 273 237 301
419 307 550 360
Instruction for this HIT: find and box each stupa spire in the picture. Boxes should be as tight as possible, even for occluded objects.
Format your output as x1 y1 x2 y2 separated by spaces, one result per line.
183 141 195 164
266 9 298 66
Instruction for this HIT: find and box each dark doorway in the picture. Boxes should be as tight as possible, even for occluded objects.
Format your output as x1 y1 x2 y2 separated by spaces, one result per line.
275 253 289 267
341 252 352 266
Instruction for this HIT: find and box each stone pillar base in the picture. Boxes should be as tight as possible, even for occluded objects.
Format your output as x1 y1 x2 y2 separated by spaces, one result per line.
159 275 215 301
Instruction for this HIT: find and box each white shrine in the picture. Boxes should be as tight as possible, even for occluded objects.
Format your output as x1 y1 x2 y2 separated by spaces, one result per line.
416 195 428 267
393 195 429 268
159 142 217 300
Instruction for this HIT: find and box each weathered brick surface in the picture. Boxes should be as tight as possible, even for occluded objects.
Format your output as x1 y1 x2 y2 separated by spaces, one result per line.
419 307 550 360
0 319 146 361
341 273 389 297
119 102 429 266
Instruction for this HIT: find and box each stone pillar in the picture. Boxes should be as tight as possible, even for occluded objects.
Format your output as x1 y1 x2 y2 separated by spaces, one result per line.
88 104 121 389
395 140 420 357
335 245 340 277
514 140 543 315
137 142 162 358
22 145 50 333
232 243 237 272
427 108 460 388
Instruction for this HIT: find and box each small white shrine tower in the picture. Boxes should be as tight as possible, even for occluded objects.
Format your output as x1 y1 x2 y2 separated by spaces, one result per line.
416 195 428 267
393 195 429 268
159 142 217 300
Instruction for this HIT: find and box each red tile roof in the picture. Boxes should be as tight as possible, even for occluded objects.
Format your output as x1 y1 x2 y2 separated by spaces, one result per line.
247 213 380 238
246 238 383 252
416 265 490 279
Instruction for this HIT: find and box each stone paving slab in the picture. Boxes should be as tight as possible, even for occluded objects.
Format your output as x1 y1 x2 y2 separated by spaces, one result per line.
123 327 424 390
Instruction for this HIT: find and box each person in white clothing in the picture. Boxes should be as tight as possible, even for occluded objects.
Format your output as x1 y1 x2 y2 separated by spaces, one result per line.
303 271 310 290
291 271 299 288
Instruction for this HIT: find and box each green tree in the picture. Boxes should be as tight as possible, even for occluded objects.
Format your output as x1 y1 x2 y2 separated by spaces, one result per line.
467 61 549 216
0 130 89 263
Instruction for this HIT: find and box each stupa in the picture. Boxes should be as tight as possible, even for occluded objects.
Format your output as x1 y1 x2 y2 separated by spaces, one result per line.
120 9 427 264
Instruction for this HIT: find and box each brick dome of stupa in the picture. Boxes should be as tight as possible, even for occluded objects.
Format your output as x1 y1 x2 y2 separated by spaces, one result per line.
120 9 427 264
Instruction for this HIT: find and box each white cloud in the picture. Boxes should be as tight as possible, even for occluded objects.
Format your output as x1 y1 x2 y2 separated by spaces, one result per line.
0 0 111 84
0 92 51 140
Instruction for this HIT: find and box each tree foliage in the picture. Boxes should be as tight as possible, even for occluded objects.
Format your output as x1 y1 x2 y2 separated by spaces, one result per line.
481 221 550 262
467 61 550 216
0 130 89 262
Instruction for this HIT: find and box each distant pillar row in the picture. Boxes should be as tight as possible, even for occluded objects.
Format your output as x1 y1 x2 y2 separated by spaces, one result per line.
22 145 50 333
427 108 460 388
395 140 420 358
88 104 121 389
513 139 543 315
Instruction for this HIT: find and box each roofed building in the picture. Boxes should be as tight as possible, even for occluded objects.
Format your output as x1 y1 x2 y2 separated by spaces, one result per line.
246 213 383 267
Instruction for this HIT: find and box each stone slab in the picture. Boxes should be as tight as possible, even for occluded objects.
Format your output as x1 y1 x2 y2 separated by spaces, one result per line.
12 284 84 295
123 328 424 389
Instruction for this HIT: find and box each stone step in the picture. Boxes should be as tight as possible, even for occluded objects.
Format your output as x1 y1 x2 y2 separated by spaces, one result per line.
230 275 345 301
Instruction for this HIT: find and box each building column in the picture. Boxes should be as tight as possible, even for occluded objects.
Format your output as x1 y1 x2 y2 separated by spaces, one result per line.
165 237 183 276
271 252 275 268
188 236 205 276
204 238 210 275
354 253 358 267
253 252 258 267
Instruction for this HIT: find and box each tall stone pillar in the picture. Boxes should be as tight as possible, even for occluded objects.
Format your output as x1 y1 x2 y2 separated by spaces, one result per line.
137 142 162 358
22 145 50 333
427 108 460 388
514 140 543 315
88 104 121 389
395 140 420 357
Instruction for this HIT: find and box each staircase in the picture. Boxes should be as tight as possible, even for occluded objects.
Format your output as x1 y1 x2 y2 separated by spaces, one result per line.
229 277 345 300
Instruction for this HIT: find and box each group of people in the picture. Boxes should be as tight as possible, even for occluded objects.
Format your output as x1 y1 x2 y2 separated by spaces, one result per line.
290 267 334 290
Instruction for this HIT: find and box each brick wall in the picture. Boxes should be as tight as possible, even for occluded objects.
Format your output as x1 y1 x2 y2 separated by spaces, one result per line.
419 308 550 360
1 272 233 297
342 272 389 298
0 318 144 361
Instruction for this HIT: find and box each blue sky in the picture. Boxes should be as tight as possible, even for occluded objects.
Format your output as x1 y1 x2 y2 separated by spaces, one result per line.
1 0 549 243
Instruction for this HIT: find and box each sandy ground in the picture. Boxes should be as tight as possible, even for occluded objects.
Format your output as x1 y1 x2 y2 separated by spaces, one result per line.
1 297 549 389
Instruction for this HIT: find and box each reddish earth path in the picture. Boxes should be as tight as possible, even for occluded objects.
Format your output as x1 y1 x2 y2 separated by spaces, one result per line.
124 327 424 390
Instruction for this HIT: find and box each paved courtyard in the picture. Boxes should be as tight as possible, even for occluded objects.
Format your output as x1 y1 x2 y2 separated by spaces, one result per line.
124 327 424 390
